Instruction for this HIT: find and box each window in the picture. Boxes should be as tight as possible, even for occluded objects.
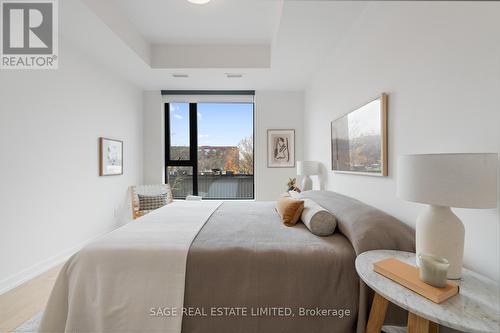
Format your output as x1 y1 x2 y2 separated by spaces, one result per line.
169 103 190 160
165 101 254 200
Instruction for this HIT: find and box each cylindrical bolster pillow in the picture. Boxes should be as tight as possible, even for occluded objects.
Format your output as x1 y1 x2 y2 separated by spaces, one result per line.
301 199 337 236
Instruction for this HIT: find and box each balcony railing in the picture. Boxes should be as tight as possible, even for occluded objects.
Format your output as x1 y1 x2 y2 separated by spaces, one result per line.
169 174 254 199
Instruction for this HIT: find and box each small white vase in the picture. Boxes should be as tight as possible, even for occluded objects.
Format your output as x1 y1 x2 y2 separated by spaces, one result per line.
415 205 464 279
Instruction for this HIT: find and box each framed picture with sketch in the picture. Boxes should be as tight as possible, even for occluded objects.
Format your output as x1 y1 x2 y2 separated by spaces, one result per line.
267 129 295 168
99 137 123 176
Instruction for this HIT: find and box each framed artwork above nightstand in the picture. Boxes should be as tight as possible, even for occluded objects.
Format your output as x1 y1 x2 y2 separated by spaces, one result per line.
267 129 295 168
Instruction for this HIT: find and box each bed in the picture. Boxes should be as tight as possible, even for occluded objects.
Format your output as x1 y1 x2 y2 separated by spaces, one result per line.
39 191 415 333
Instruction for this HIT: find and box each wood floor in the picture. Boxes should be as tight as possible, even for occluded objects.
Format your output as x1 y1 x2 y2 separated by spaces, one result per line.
0 265 61 332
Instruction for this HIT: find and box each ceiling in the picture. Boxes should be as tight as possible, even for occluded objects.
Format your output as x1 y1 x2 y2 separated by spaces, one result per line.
61 0 368 90
113 0 283 45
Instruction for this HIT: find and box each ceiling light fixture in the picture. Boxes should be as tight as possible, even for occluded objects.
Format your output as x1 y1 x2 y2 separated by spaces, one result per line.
187 0 211 4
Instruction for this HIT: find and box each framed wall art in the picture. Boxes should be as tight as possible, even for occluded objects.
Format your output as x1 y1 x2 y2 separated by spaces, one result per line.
99 137 123 176
331 93 388 176
267 129 295 168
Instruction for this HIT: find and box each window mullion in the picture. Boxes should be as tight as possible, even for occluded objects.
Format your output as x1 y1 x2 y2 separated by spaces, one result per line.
164 103 171 165
190 103 198 195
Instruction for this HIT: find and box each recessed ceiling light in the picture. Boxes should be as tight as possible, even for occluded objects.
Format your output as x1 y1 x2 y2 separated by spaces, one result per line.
226 73 243 78
187 0 211 4
172 74 189 78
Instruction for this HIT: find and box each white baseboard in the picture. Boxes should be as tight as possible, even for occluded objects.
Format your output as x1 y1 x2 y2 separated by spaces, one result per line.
0 228 116 295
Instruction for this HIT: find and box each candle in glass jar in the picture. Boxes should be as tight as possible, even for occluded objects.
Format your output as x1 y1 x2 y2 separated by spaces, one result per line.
418 253 450 288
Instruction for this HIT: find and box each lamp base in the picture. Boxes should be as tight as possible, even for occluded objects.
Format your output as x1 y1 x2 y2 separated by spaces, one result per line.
300 176 313 191
416 205 464 279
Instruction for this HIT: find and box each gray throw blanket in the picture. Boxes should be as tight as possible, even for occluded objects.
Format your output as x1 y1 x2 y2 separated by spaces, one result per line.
182 191 415 333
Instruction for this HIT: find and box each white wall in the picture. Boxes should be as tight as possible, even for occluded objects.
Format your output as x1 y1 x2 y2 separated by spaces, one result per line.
303 2 500 281
142 90 304 201
143 91 164 185
255 91 304 201
0 38 143 293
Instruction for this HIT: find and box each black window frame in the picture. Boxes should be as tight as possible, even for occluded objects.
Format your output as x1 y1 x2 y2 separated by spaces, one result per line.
165 103 198 196
164 101 255 200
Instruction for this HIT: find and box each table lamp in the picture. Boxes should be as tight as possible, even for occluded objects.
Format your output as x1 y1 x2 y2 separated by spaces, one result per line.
397 153 498 279
297 161 320 191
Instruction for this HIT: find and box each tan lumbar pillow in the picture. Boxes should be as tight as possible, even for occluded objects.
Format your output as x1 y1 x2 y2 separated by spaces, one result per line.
276 197 305 226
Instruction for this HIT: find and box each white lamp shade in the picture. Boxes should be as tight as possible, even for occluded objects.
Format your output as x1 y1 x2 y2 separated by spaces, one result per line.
397 153 498 209
297 161 320 176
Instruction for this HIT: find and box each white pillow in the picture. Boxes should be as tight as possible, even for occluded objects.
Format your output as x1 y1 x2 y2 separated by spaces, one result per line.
301 199 337 236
